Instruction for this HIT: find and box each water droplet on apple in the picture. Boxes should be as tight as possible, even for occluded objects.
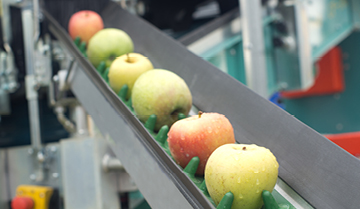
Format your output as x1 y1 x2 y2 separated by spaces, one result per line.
180 134 185 141
274 164 279 168
207 127 212 134
254 169 259 174
256 189 260 194
256 179 260 185
262 167 265 172
180 148 184 153
185 153 189 157
237 177 241 183
239 194 243 199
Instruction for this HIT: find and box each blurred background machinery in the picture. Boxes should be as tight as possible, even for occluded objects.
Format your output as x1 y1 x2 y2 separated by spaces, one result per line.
178 0 360 155
1 0 360 208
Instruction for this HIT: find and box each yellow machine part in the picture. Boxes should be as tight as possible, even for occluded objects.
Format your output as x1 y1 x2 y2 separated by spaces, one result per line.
15 185 53 209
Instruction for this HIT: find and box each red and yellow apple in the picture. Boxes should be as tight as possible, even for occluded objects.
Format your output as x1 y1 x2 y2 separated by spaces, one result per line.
167 112 235 175
131 69 192 131
68 10 104 44
87 28 134 68
205 144 279 209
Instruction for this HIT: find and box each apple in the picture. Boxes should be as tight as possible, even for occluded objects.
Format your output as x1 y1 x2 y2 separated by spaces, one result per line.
87 28 134 68
68 10 104 44
108 53 153 99
205 144 279 209
131 69 192 131
167 112 235 175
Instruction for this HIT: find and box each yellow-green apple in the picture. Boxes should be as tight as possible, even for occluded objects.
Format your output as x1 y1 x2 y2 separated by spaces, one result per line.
108 53 153 99
167 112 235 175
132 69 192 131
205 144 279 209
87 28 134 68
68 10 104 44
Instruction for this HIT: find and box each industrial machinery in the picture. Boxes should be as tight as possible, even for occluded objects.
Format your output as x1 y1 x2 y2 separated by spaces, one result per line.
1 0 360 208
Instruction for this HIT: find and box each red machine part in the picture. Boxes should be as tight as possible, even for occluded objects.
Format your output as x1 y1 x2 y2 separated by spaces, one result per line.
11 196 34 209
281 47 345 98
325 132 360 158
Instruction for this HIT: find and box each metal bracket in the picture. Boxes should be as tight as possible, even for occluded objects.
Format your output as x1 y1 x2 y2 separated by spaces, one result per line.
102 154 125 173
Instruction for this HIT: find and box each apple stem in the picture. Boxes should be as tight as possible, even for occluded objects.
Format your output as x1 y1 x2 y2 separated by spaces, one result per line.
126 53 130 63
242 146 246 150
198 111 203 118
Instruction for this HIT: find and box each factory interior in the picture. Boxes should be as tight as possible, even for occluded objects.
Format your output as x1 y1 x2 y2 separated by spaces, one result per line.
1 0 360 208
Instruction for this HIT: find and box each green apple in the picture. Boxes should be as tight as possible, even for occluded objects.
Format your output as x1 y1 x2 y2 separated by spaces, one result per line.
108 53 153 99
86 28 134 68
131 69 192 131
205 144 279 209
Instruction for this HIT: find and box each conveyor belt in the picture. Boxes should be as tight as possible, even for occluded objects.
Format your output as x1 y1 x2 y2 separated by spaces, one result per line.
43 10 214 209
44 2 360 208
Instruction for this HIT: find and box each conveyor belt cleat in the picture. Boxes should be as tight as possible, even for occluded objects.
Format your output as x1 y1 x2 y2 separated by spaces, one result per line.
145 114 157 132
125 97 133 110
155 125 168 145
183 157 202 186
199 180 208 195
216 192 234 209
155 125 172 156
73 36 87 57
79 41 87 57
199 180 216 205
117 84 129 100
74 36 81 47
96 61 106 74
178 113 187 120
117 84 133 110
102 67 110 83
262 190 280 209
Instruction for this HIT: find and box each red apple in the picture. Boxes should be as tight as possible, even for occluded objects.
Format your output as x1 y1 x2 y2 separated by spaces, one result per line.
167 112 235 175
68 10 104 44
